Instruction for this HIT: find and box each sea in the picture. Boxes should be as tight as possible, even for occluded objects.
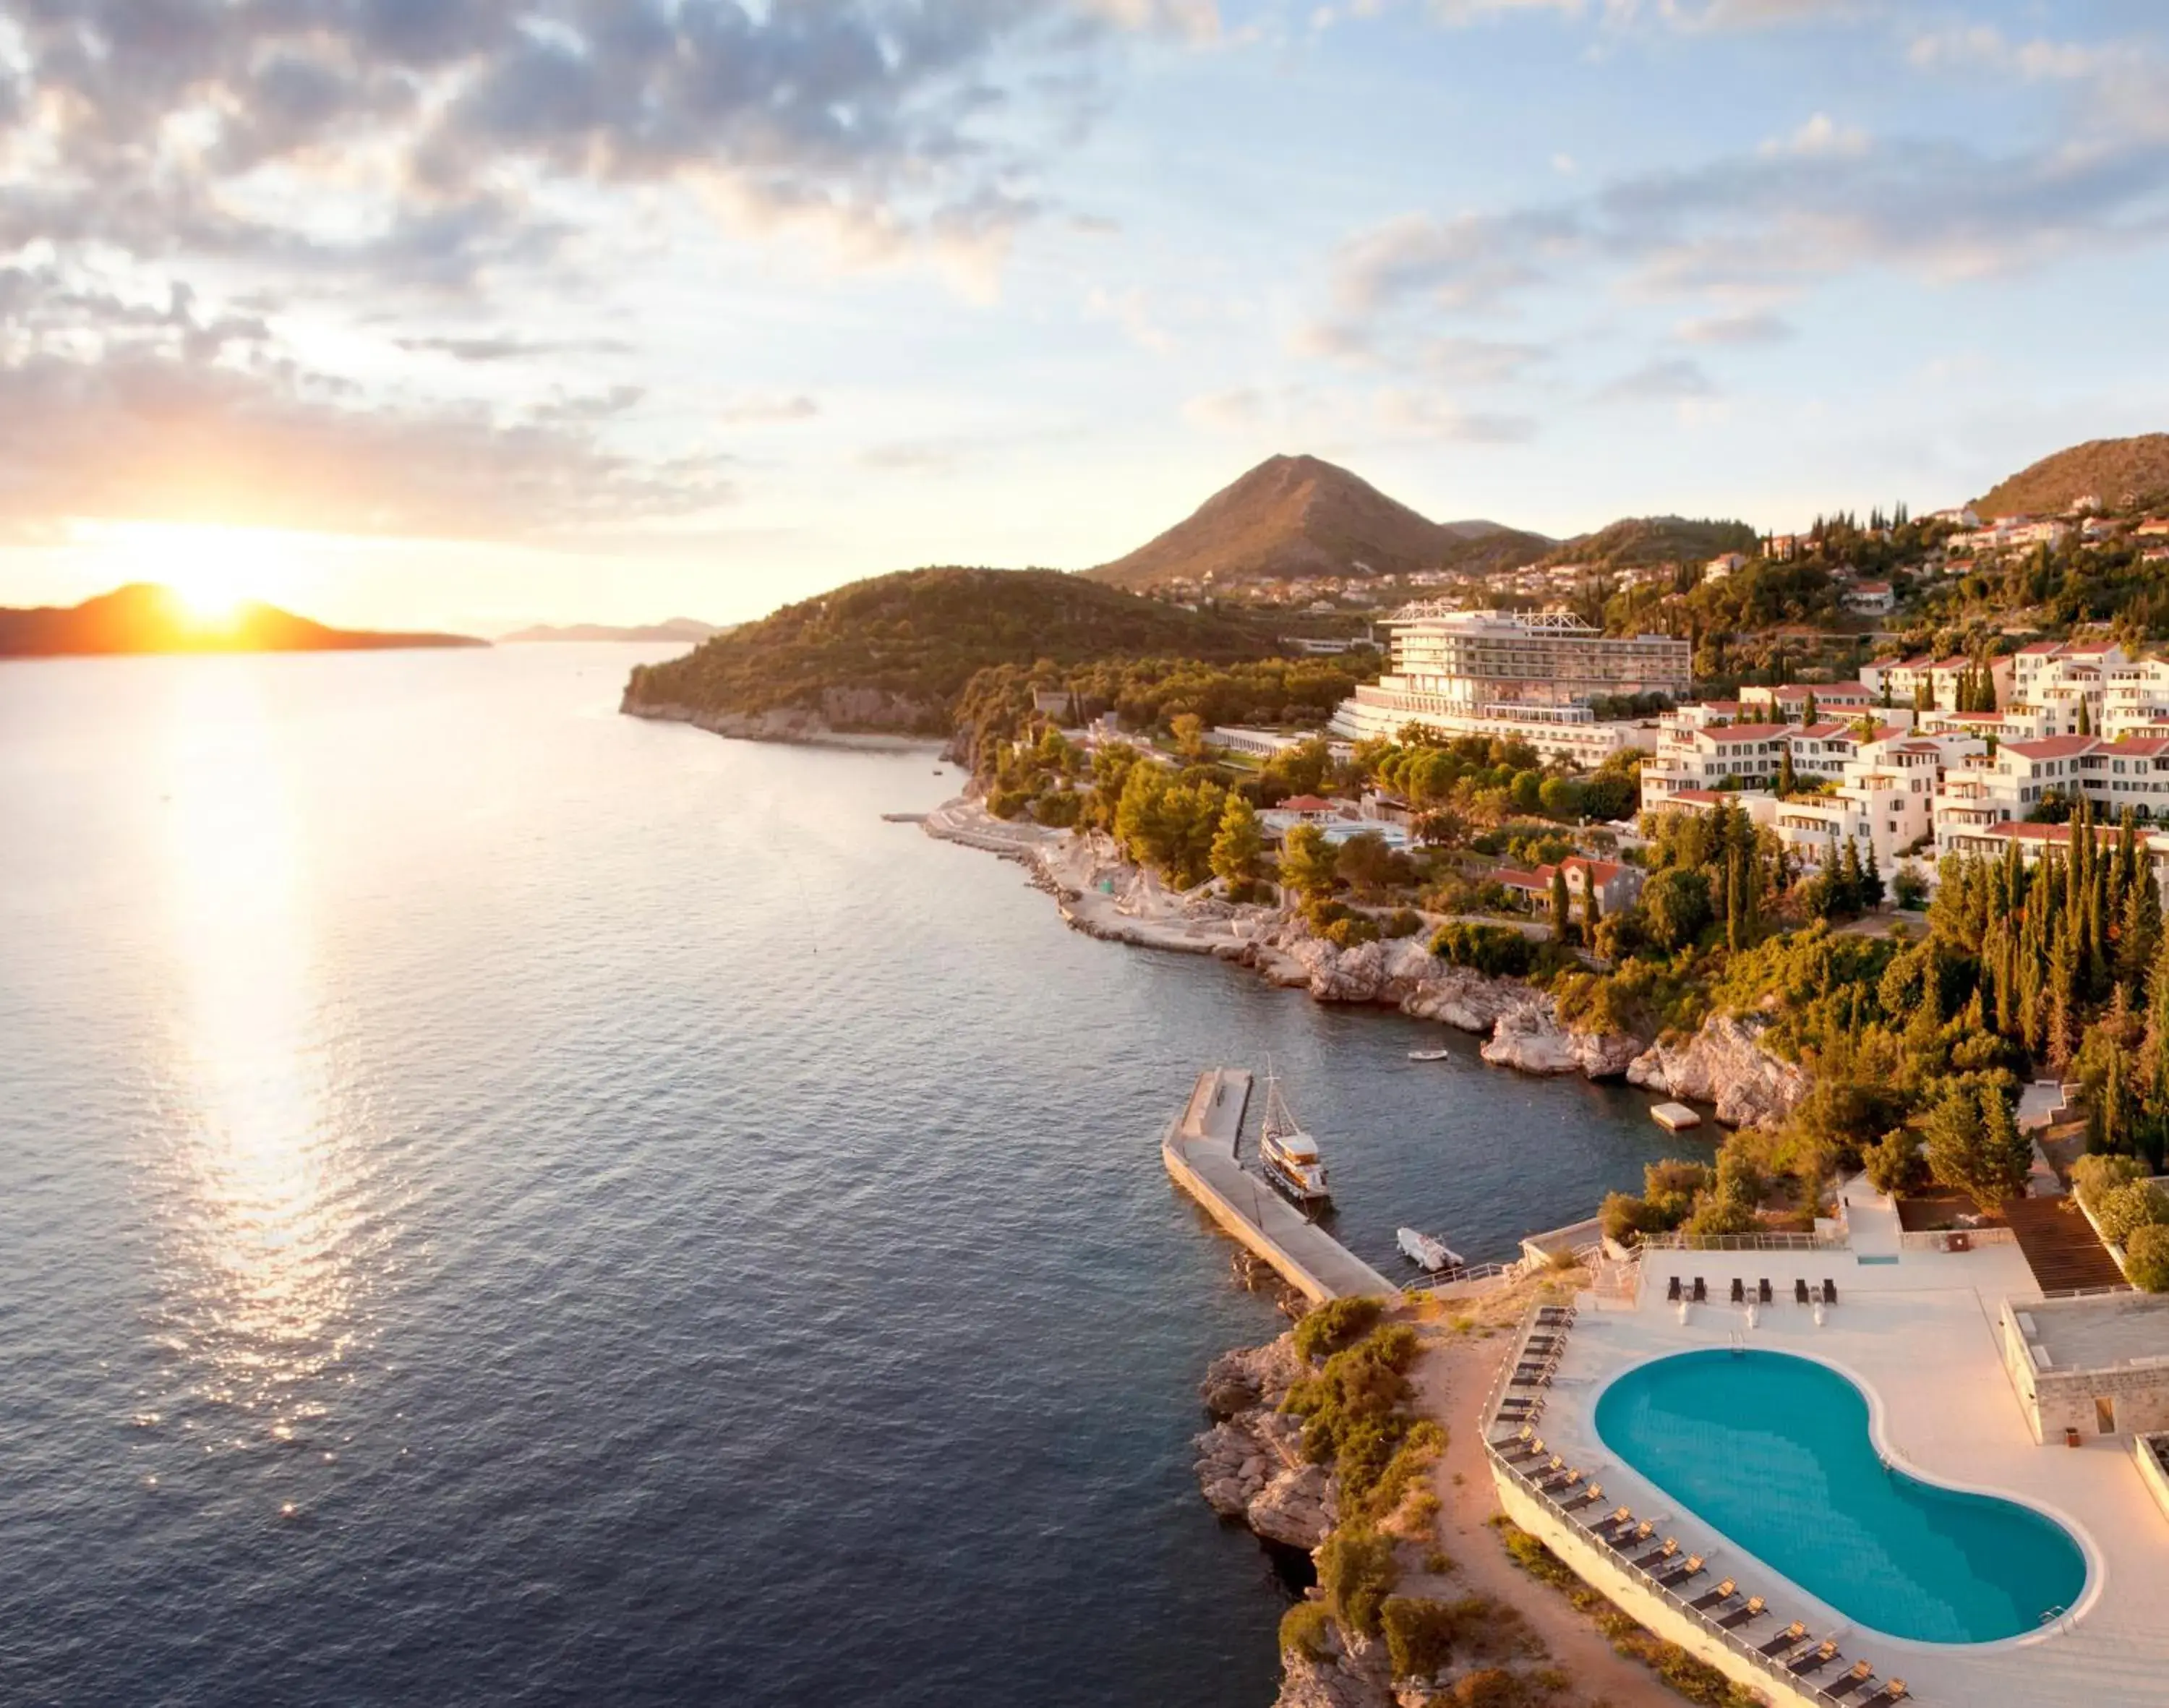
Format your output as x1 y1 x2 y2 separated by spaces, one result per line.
0 645 1691 1708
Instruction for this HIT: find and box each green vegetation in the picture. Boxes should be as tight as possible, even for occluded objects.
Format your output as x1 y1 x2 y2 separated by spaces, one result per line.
1317 1526 1400 1639
626 566 1278 735
1432 923 1536 979
2124 1224 2169 1292
1293 1296 1385 1361
1495 1522 1758 1708
1279 1599 1335 1662
1379 1594 1536 1683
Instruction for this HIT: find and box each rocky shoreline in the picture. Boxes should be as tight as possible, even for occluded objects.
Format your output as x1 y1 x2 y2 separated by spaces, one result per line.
621 698 945 752
923 798 1808 1130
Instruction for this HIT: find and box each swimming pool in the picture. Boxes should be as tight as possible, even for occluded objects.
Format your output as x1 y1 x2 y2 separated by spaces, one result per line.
1593 1350 2088 1644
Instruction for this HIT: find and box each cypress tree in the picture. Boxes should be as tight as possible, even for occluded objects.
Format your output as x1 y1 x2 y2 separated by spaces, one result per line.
1862 842 1884 909
2130 874 2168 994
1840 837 1865 916
1549 866 1573 944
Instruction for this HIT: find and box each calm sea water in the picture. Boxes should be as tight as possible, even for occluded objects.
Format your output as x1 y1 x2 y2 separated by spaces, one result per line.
0 646 1688 1707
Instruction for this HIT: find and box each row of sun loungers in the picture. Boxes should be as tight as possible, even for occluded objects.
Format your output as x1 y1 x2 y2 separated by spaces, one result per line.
1492 1423 1909 1708
1664 1275 1841 1305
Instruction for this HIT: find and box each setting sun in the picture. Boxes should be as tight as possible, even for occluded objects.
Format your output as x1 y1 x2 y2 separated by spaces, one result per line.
87 522 296 628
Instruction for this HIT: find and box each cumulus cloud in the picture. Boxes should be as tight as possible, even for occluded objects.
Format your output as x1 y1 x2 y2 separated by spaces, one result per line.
716 393 822 425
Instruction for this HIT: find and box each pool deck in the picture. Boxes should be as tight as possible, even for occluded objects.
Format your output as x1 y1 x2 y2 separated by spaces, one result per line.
1519 1180 2169 1708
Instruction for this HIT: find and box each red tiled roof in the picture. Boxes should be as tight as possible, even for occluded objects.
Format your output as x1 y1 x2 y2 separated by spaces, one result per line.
2107 738 2169 758
1797 722 1850 738
1711 723 1792 741
1494 867 1549 889
2017 641 2062 655
1662 789 1728 806
1277 794 1335 812
1562 856 1629 884
2003 737 2100 761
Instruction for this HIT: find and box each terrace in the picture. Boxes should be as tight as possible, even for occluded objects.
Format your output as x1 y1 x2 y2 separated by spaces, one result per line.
1481 1176 2169 1708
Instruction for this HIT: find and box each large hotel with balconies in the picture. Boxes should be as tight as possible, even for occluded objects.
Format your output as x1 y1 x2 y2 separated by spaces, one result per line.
1329 606 1692 763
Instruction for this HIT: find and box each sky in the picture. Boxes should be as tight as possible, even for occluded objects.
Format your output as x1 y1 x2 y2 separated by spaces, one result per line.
1 0 2168 633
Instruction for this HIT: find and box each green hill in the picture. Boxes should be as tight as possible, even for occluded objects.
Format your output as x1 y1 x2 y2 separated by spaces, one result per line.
1975 434 2169 518
1550 516 1758 572
621 567 1277 735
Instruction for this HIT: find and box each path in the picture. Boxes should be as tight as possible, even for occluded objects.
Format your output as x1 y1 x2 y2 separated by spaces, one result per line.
1415 1328 1680 1708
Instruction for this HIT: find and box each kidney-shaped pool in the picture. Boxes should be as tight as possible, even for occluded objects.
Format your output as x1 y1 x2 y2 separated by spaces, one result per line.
1592 1349 2087 1644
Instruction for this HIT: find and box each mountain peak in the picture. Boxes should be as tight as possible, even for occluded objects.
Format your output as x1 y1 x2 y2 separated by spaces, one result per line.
1974 432 2169 518
1087 453 1549 591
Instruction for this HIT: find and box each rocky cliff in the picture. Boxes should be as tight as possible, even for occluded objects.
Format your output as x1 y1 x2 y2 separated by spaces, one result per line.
1193 1335 1338 1552
1625 1013 1808 1128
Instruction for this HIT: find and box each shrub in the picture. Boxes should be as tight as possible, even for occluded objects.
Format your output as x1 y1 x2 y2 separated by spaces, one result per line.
1279 1599 1335 1662
1293 1296 1385 1361
1497 1523 1580 1593
1382 908 1424 940
1431 921 1534 979
1317 1527 1399 1638
1379 1596 1460 1681
2126 1224 2169 1292
2096 1179 2169 1247
1451 1670 1527 1708
2073 1153 2148 1211
1284 1324 1425 1506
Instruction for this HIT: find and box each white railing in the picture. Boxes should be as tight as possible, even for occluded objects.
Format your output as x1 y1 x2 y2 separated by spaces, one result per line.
1639 1230 1849 1252
1898 1227 2019 1251
1486 1437 1929 1706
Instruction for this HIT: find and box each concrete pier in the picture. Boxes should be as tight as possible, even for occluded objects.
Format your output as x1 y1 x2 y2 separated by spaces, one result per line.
1162 1067 1396 1304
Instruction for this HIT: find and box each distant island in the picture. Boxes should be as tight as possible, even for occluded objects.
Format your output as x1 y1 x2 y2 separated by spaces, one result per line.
0 584 487 658
502 618 722 644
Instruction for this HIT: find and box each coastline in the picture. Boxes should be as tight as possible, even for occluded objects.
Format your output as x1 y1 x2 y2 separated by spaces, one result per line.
620 698 947 753
920 795 1808 1128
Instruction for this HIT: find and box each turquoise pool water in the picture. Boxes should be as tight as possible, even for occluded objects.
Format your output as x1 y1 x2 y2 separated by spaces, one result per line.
1593 1350 2087 1644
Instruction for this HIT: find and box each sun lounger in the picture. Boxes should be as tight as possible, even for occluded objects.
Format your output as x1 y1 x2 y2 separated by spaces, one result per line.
1617 1521 1656 1553
1590 1505 1632 1537
1501 1436 1546 1463
1632 1537 1680 1571
1730 1277 1745 1304
1758 1621 1809 1658
1656 1553 1706 1587
1716 1596 1766 1629
1561 1482 1604 1511
1667 1275 1682 1302
1537 1465 1582 1493
1688 1578 1737 1611
1795 1278 1811 1304
1820 1661 1876 1701
1858 1681 1907 1707
1788 1640 1841 1677
1824 1277 1839 1305
1692 1276 1708 1302
1758 1278 1773 1303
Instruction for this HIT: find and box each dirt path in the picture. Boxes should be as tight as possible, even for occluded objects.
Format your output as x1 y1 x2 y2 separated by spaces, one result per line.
1411 1325 1680 1708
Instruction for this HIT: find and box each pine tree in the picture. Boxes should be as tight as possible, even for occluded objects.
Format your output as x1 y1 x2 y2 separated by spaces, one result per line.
1726 847 1747 952
1210 793 1265 891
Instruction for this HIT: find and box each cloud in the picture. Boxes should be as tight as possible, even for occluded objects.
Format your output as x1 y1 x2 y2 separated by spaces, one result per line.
858 441 964 474
1182 387 1270 432
395 334 636 363
1674 310 1792 345
1372 389 1537 442
716 393 821 425
0 1 1208 296
1084 286 1176 354
1596 357 1714 402
0 265 727 539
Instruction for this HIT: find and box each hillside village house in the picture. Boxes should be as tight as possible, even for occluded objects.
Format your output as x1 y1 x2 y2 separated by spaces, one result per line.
1703 552 1746 582
1736 682 1875 721
1841 580 1896 615
1494 856 1643 917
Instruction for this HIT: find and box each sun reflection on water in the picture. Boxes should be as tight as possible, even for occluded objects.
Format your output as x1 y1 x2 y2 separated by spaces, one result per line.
144 667 377 1462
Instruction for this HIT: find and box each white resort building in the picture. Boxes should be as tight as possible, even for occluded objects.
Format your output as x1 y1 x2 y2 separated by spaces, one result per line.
1329 606 1690 764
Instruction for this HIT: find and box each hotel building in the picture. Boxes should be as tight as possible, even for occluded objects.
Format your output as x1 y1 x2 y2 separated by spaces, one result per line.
1329 606 1690 764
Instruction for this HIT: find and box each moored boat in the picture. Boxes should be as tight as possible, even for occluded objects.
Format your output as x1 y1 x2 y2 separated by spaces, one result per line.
1397 1226 1464 1273
1257 1065 1331 1205
1408 1048 1451 1062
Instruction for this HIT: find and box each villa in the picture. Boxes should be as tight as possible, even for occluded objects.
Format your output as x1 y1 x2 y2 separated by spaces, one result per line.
1483 1176 2169 1708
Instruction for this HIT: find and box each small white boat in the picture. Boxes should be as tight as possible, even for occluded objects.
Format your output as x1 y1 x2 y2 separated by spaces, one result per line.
1398 1227 1465 1273
1408 1048 1452 1062
1257 1064 1331 1205
1651 1101 1703 1132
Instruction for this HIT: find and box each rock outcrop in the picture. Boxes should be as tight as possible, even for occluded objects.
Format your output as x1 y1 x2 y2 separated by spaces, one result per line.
1272 1631 1394 1708
1194 1333 1337 1552
1480 1002 1641 1079
1627 1013 1808 1128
